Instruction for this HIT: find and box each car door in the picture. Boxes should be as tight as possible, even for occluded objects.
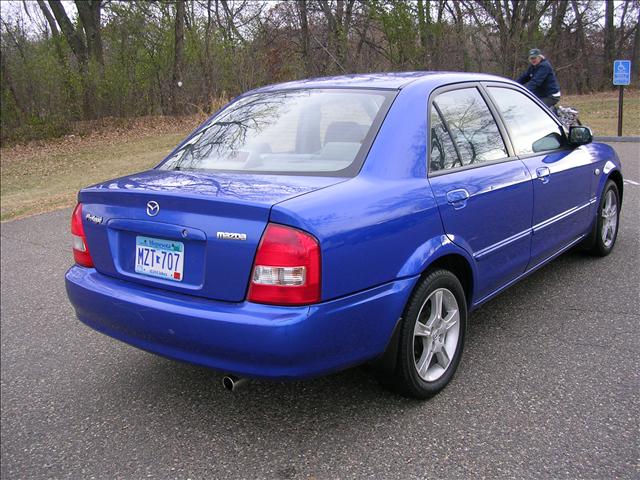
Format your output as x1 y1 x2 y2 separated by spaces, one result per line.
427 85 534 303
485 85 594 268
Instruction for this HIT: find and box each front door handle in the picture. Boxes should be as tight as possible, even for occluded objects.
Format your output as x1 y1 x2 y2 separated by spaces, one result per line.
446 188 470 209
536 167 551 183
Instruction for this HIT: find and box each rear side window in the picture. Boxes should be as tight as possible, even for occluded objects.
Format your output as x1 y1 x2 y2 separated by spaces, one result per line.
488 87 564 155
430 87 508 172
430 107 459 171
159 89 394 176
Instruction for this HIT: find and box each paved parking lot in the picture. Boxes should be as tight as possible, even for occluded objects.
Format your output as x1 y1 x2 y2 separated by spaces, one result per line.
1 142 638 479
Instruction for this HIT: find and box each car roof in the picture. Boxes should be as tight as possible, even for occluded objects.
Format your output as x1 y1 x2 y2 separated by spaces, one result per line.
249 71 511 93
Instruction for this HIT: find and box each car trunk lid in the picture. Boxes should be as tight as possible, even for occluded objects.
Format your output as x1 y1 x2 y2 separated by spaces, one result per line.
79 169 342 302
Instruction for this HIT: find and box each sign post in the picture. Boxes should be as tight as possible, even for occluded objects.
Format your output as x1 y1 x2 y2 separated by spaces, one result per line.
613 60 631 136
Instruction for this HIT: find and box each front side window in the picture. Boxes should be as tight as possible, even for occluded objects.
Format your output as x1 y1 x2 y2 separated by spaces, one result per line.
430 87 508 172
160 89 394 176
488 87 564 155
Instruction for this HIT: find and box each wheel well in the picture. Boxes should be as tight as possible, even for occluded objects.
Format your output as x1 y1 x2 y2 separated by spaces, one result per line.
608 170 623 205
424 254 473 306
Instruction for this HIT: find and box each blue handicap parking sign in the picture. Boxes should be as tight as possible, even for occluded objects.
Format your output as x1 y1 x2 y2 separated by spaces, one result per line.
613 60 631 85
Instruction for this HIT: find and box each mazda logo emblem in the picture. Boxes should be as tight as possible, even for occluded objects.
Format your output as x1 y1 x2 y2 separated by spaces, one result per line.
146 201 160 217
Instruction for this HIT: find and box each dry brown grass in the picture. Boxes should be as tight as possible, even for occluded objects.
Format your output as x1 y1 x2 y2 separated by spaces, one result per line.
1 115 206 221
563 88 640 136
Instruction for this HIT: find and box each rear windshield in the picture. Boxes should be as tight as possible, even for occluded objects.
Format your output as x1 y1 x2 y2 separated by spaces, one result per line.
159 89 395 176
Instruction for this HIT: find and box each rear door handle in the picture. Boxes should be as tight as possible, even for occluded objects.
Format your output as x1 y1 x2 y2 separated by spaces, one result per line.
536 167 551 183
446 188 470 209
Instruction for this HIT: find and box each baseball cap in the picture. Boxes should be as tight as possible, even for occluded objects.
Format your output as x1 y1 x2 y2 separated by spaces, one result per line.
528 48 542 58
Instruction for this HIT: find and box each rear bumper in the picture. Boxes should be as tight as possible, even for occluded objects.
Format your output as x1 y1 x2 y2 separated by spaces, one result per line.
65 266 417 379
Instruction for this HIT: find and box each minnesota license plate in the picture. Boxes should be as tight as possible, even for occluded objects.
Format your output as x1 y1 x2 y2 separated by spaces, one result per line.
135 236 184 282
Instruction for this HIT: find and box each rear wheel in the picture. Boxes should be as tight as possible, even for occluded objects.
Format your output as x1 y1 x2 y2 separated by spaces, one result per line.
589 180 620 256
379 269 467 399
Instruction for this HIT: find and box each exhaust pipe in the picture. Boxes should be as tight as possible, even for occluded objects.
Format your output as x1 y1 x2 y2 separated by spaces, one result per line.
221 375 248 392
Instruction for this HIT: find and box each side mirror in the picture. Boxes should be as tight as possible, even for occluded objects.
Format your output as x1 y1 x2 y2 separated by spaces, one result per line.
568 126 593 146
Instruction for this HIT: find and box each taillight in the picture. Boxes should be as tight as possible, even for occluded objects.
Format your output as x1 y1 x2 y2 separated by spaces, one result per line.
71 203 94 267
247 224 321 306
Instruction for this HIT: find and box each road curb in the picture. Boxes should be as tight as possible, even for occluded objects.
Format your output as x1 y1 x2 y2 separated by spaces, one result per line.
594 136 640 142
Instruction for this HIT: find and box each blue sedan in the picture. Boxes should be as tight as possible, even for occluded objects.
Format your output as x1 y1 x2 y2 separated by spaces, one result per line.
65 72 623 398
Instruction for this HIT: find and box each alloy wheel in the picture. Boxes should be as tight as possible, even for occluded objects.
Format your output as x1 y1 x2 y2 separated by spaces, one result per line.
412 288 461 382
601 189 618 248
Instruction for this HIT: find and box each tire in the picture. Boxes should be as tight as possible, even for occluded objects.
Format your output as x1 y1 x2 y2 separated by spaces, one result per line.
379 269 467 399
589 179 620 257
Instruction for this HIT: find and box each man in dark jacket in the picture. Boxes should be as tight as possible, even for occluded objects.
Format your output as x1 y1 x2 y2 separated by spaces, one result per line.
516 48 561 107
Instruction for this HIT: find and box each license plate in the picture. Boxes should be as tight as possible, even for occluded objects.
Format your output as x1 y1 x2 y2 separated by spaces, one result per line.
135 236 184 282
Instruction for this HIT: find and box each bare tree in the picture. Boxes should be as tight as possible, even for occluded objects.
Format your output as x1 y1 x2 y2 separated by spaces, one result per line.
75 0 103 68
48 0 89 67
36 0 59 37
632 7 640 82
546 0 569 53
36 0 67 65
172 0 185 114
297 0 313 76
46 0 104 117
317 0 356 72
447 0 472 71
416 0 430 67
462 0 554 77
603 0 615 87
0 47 25 123
570 0 593 93
2 0 637 144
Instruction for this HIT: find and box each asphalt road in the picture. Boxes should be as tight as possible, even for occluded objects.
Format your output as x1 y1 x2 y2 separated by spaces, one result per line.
2 143 639 480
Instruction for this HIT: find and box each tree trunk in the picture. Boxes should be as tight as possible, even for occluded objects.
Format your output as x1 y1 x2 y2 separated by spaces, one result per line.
37 0 66 65
220 0 243 43
322 1 341 72
546 0 568 52
75 0 103 68
297 0 312 77
47 0 97 118
318 0 351 72
1 50 26 123
172 0 186 114
37 0 77 112
570 0 592 93
417 0 431 69
36 0 59 37
632 8 640 82
603 0 615 88
48 0 87 65
452 0 470 72
616 0 631 56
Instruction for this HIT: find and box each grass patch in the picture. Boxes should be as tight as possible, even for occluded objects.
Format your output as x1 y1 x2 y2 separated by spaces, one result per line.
1 133 186 221
0 115 204 221
563 89 639 136
1 91 638 222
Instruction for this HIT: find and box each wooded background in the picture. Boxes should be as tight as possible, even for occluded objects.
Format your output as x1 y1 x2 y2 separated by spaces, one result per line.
1 0 638 143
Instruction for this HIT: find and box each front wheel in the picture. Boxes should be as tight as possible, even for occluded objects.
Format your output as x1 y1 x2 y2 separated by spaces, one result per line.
380 269 467 399
589 180 620 256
